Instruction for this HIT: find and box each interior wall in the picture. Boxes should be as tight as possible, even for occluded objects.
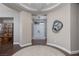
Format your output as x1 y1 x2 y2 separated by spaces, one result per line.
47 4 71 52
0 4 20 43
77 4 79 51
70 4 78 51
20 11 32 46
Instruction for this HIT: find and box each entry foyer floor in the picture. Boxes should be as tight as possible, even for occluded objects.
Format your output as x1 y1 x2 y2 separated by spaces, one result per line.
0 44 79 56
13 45 65 56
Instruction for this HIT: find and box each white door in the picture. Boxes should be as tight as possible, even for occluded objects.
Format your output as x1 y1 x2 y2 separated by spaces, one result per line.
33 23 45 40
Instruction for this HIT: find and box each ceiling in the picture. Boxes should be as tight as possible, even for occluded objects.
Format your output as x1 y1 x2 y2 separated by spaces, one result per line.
3 3 61 14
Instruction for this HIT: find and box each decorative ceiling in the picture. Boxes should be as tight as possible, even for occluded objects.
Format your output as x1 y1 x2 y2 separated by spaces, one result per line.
3 3 61 14
19 3 60 12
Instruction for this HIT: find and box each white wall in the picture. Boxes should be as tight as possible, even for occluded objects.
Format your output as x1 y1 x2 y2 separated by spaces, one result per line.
77 4 79 51
70 4 78 51
20 11 32 46
47 4 71 52
0 4 20 43
0 4 32 46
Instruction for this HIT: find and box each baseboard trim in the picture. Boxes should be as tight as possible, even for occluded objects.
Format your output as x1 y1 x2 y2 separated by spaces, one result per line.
47 43 71 54
47 43 79 54
14 42 32 47
13 42 19 45
71 50 79 54
19 43 32 47
14 42 79 54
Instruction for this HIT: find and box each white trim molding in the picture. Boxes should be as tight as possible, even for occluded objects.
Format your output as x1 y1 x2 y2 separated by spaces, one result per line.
19 3 61 12
19 43 32 47
14 42 32 47
47 43 79 54
71 50 79 54
14 42 79 54
13 42 19 45
42 3 61 11
47 43 72 54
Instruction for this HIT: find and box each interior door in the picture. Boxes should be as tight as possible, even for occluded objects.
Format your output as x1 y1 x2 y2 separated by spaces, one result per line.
33 22 45 40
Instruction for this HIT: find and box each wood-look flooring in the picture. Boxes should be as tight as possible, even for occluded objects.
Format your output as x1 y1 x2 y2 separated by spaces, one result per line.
32 39 47 45
0 44 21 56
